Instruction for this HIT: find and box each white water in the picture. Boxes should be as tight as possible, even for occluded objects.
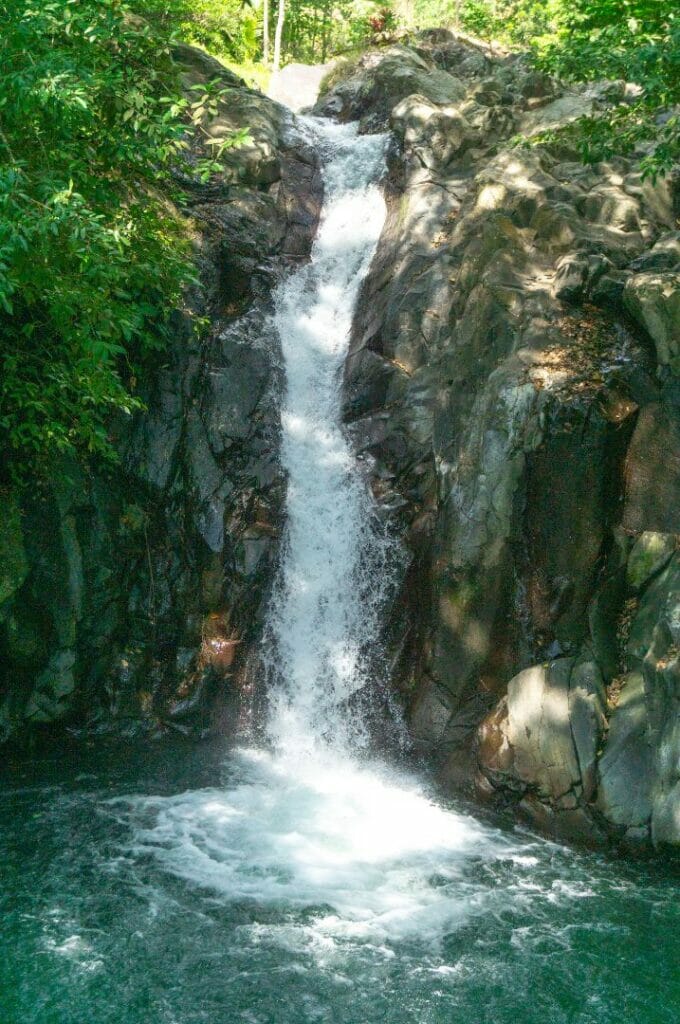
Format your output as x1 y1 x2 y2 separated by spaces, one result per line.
116 119 531 955
119 747 529 951
264 119 397 755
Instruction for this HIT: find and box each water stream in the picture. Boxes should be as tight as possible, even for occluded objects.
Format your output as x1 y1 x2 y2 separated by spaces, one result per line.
263 119 398 757
1 120 679 1024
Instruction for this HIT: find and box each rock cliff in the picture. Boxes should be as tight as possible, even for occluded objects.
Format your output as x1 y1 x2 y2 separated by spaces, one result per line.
3 30 679 852
318 31 680 848
0 46 321 745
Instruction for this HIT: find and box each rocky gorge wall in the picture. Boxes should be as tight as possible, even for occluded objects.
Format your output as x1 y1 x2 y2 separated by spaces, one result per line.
316 31 680 849
2 29 679 854
0 46 322 746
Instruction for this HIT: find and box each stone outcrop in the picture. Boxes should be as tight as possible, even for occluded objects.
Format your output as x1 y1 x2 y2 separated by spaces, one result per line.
0 46 322 745
3 28 679 852
624 267 680 372
319 31 680 847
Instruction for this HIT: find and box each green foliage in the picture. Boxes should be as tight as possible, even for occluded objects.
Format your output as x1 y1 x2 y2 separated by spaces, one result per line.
535 1 680 179
156 0 262 63
281 0 384 62
147 0 387 72
407 0 678 178
407 0 560 43
0 0 245 476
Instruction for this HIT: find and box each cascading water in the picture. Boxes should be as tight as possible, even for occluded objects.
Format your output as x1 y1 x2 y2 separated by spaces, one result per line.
4 118 678 1024
264 119 398 756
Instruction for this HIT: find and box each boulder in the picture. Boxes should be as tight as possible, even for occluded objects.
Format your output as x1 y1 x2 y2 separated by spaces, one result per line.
553 252 611 303
315 45 467 125
582 185 641 233
518 93 594 135
391 95 473 169
622 403 680 534
506 659 582 801
629 231 680 273
478 657 606 810
597 672 653 827
626 532 677 592
624 272 680 372
590 270 629 309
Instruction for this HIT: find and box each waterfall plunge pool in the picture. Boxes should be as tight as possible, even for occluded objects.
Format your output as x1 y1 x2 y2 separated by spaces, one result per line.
2 740 679 1024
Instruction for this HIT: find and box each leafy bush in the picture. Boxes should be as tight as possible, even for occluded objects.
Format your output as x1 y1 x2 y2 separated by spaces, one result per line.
0 1 232 476
535 1 680 179
158 0 261 64
408 0 678 179
280 0 387 63
409 0 560 44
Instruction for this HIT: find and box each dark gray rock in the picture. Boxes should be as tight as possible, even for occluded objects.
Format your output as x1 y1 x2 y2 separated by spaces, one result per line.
624 271 680 372
597 672 653 827
553 252 612 302
337 35 680 847
622 402 680 534
0 46 322 746
591 270 629 309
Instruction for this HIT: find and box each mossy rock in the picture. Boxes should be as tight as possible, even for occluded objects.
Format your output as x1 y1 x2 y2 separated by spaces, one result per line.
0 495 29 612
626 532 677 593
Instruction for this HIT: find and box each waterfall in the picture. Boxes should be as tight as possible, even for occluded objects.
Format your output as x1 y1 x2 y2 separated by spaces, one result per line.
264 119 399 756
117 118 517 956
6 114 675 1024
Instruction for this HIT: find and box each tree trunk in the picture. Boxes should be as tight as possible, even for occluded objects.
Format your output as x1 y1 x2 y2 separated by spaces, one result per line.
396 0 415 30
321 1 329 63
263 0 270 65
273 0 285 73
310 5 318 59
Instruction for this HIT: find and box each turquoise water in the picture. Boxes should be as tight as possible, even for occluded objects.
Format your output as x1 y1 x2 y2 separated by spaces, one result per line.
2 740 679 1024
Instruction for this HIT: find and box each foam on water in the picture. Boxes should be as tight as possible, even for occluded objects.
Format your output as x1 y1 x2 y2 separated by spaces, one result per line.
114 749 522 950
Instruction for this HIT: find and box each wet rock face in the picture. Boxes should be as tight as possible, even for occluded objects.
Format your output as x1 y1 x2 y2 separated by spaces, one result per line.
0 48 322 746
328 31 680 846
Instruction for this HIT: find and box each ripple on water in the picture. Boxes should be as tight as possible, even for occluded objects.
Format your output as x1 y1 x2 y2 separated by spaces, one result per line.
106 748 587 957
2 749 680 1024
